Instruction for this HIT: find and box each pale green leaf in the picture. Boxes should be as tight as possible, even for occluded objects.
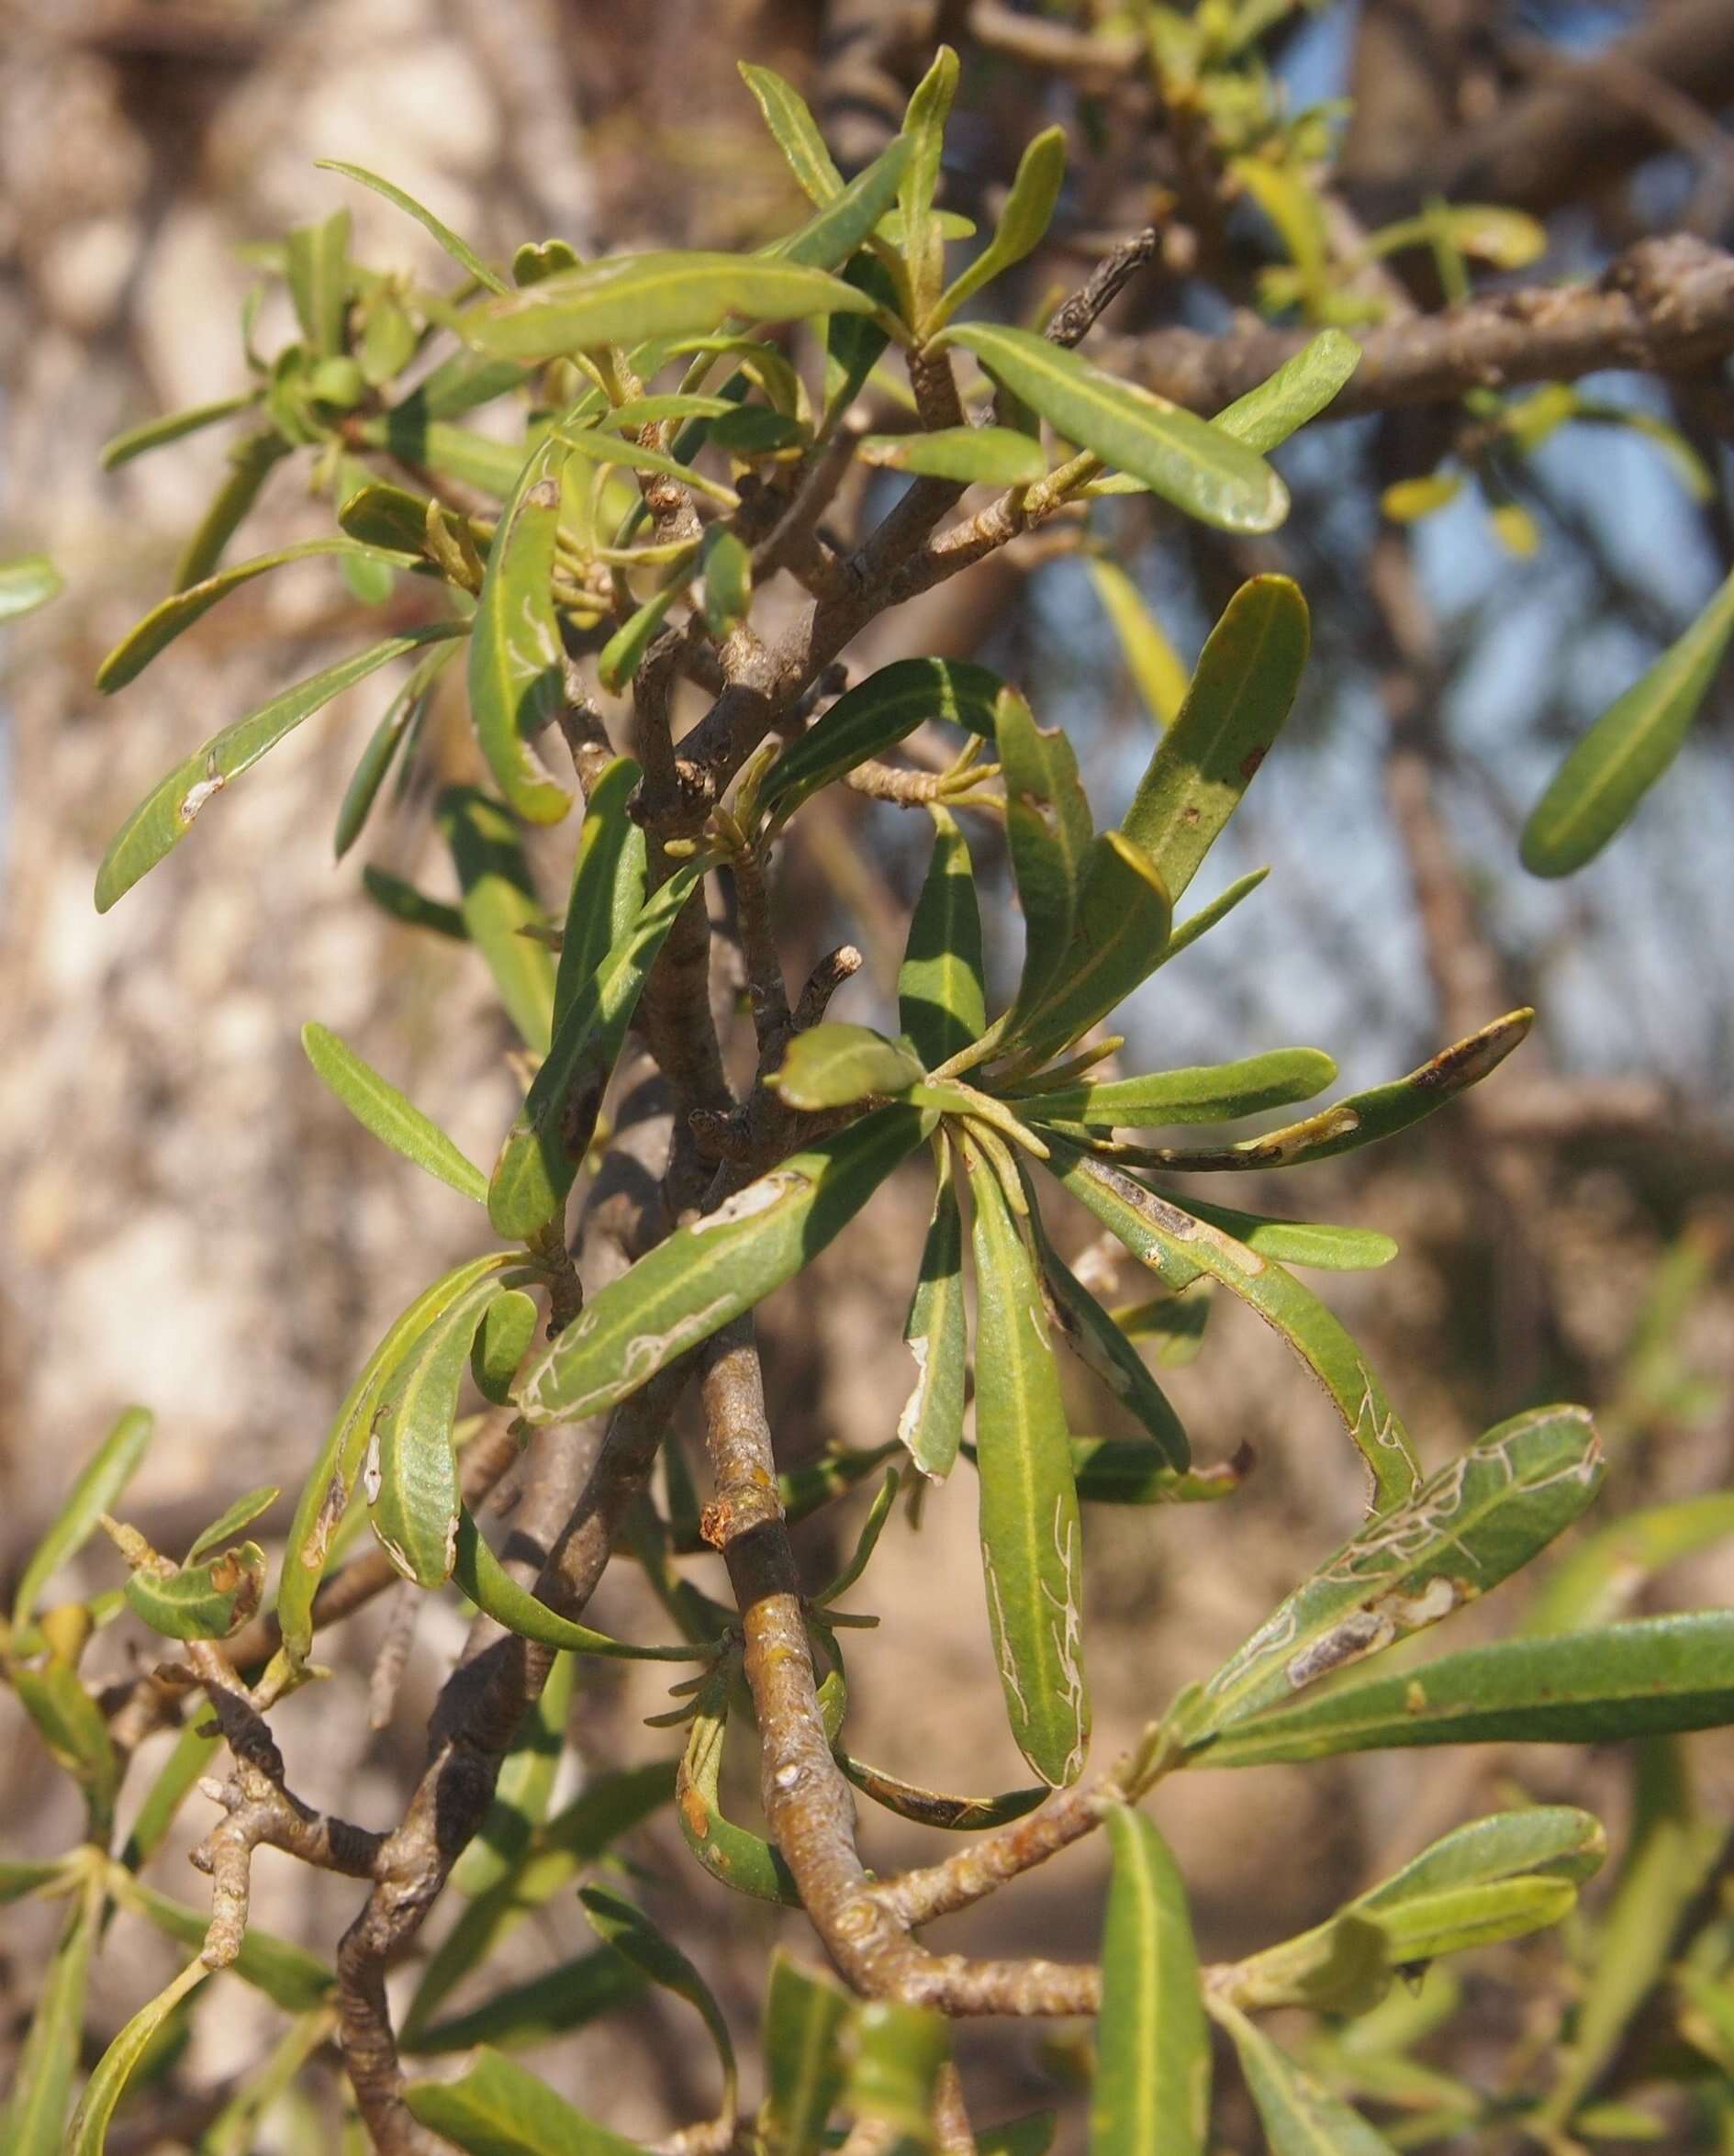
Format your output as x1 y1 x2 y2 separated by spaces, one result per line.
937 126 1067 323
859 424 1046 486
768 1022 924 1109
1212 329 1361 452
316 160 509 293
14 1405 153 1625
438 786 558 1054
470 433 576 825
302 1022 487 1201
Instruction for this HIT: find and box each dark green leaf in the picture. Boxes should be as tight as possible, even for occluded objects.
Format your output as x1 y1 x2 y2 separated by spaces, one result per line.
174 430 290 589
897 47 959 319
472 1288 539 1406
1522 567 1734 876
438 786 559 1054
580 1887 735 2115
967 1141 1091 1786
597 577 687 694
845 1999 951 2145
115 1874 333 2011
14 1404 152 1625
333 642 451 858
833 1751 1045 1830
406 1955 643 2058
1012 1047 1336 1127
453 1509 707 1659
0 1859 73 1905
762 657 1001 822
997 686 1093 1032
470 434 576 826
518 1108 927 1427
302 1022 487 1201
1030 1208 1188 1466
762 1951 850 2156
938 322 1288 532
1070 1439 1243 1506
316 160 509 294
900 807 987 1069
1212 330 1362 452
362 864 468 939
553 756 647 1031
1091 1805 1209 2156
369 1275 506 1586
898 1146 968 1479
96 624 464 912
1119 575 1308 900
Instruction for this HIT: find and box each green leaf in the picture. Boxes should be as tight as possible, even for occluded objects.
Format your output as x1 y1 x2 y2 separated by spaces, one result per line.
897 46 960 321
1138 1010 1534 1173
898 1147 968 1479
677 1670 803 1905
1113 1285 1214 1365
406 2047 649 2146
859 423 1046 486
369 1275 506 1586
67 1955 208 2156
114 1874 333 2011
301 1022 487 1201
514 238 583 286
700 524 753 637
1091 1806 1209 2156
997 686 1094 1031
98 396 254 470
1014 1047 1337 1126
1527 1491 1734 1637
405 1762 675 2039
461 253 875 363
1031 1212 1189 1467
437 786 559 1054
833 1751 1045 1830
487 856 712 1239
1217 2001 1400 2155
0 1858 73 1905
562 420 740 504
553 757 647 1031
580 1887 735 2117
824 253 898 426
519 1107 927 1426
1007 829 1172 1063
472 1288 539 1406
845 1999 951 2145
0 552 64 623
470 433 576 826
97 624 464 912
95 538 417 694
286 207 351 356
120 1718 221 1871
12 1659 120 1836
1178 1406 1600 1743
409 1949 646 2058
738 63 845 205
1158 1200 1396 1272
762 656 1002 822
174 429 291 589
14 1405 153 1624
769 1022 925 1109
762 1951 850 2156
333 641 450 859
937 126 1066 324
452 1651 576 1901
1195 1611 1734 1769
769 138 915 273
1089 559 1188 728
1 1874 99 2156
182 1486 278 1564
900 808 987 1069
362 864 467 940
981 2117 1058 2156
1212 329 1361 452
123 1540 266 1640
364 415 528 497
336 476 438 557
452 1509 707 1659
1522 566 1734 875
937 322 1288 533
277 1253 512 1665
1162 865 1269 964
1119 575 1308 901
1070 1439 1242 1507
1049 1144 1421 1510
316 160 509 294
597 577 687 694
966 1140 1090 1786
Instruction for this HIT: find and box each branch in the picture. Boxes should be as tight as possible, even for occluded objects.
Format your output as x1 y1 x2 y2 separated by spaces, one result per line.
1113 236 1734 419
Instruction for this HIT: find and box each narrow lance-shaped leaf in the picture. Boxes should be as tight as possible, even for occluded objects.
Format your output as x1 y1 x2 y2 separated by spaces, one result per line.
678 1671 804 1905
580 1888 736 2123
768 1022 924 1110
488 856 712 1239
762 1951 851 2156
333 641 452 859
471 433 575 826
67 1957 210 2156
900 807 986 1070
1191 1610 1734 1770
859 425 1046 486
13 1404 152 1625
120 1718 222 1871
1119 575 1308 901
738 62 845 205
1163 864 1269 965
1047 1143 1421 1510
97 624 464 913
368 1275 506 1586
111 1871 334 2012
1350 1805 1605 1948
766 136 912 274
1089 558 1188 728
1136 1010 1533 1173
1 1872 100 2156
936 321 1289 534
1030 1210 1189 1468
937 125 1066 323
438 786 558 1055
452 1651 577 1900
184 1485 278 1561
1070 1439 1243 1507
1091 1806 1209 2156
101 395 255 470
175 429 291 589
518 1107 928 1426
96 537 420 695
834 1750 1045 1830
302 1022 487 1202
1522 564 1734 877
967 1140 1091 1787
459 252 876 363
405 1950 643 2059
1215 2002 1401 2156
998 686 1093 1033
0 553 64 622
898 1141 968 1480
762 657 1001 823
1009 829 1172 1064
1212 329 1363 452
1527 1489 1734 1637
278 1252 513 1665
554 756 648 1031
315 159 509 294
286 207 351 356
12 1659 121 1837
897 45 960 320
363 864 466 941
405 2047 648 2156
1161 1198 1397 1273
1013 1046 1337 1127
1178 1407 1603 1747
453 1511 709 1660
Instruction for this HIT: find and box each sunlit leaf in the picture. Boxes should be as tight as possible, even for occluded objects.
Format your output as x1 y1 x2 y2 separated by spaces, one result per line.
1162 865 1269 965
677 1670 803 1905
738 63 845 206
100 395 254 470
1217 2000 1400 2155
114 1873 334 2011
1010 831 1172 1065
286 207 351 356
1011 1047 1336 1127
769 1022 925 1109
937 322 1289 533
845 1999 951 2145
438 786 558 1054
1089 559 1188 728
998 686 1093 1033
762 656 1001 822
12 1659 120 1836
1070 1439 1243 1506
898 1145 968 1479
333 641 452 858
766 137 913 274
470 432 576 825
834 1750 1045 1830
519 1107 926 1426
122 1538 266 1640
1091 1806 1209 2156
302 1022 487 1201
1213 329 1361 452
553 756 647 1029
453 1509 706 1659
937 126 1066 323
67 1955 208 2156
14 1405 153 1625
859 424 1046 486
316 160 509 293
1527 1490 1734 1637
406 2046 647 2146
